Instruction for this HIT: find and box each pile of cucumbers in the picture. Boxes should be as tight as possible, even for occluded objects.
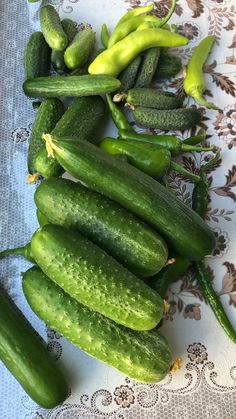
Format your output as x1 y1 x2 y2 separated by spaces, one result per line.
0 3 218 410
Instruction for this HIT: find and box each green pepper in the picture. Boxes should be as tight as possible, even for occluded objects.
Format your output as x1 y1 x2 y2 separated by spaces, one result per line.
101 24 110 48
119 129 216 156
149 253 191 298
183 36 218 110
99 137 201 182
89 29 188 77
116 3 155 26
106 94 132 131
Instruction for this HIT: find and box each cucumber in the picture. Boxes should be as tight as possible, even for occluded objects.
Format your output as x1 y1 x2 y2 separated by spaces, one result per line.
127 88 183 109
23 266 172 383
0 290 68 408
155 53 182 79
118 55 142 93
27 98 64 175
69 48 105 76
23 75 121 98
34 178 168 277
132 107 202 131
135 48 160 88
51 18 78 74
39 5 68 51
37 208 49 227
24 32 51 80
31 224 164 331
43 135 215 260
64 28 96 70
34 95 105 178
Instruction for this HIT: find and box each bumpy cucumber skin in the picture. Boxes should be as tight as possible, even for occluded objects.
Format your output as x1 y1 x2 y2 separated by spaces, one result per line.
51 19 78 74
27 98 64 174
23 267 172 383
132 107 202 131
23 75 121 98
24 32 51 80
118 56 142 92
155 53 182 79
34 178 168 277
40 5 68 51
127 88 183 109
36 208 49 227
0 290 68 408
50 138 215 260
34 95 105 178
31 225 164 331
135 48 160 88
64 29 96 70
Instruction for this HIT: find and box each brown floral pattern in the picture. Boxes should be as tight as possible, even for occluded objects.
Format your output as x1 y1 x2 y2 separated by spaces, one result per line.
212 228 229 257
177 22 200 39
187 343 208 364
214 105 236 149
114 385 135 408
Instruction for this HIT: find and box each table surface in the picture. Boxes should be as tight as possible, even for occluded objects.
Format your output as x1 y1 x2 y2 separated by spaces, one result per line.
0 1 236 418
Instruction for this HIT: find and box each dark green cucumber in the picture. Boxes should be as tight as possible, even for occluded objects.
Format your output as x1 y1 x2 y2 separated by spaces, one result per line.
24 32 51 80
135 47 160 88
34 178 168 277
155 53 182 79
23 266 172 383
37 208 49 227
34 95 105 178
51 18 78 74
132 107 202 131
118 55 142 93
40 5 68 51
127 88 183 109
44 135 215 260
64 28 96 70
27 98 64 175
31 224 164 331
23 75 121 98
0 289 68 407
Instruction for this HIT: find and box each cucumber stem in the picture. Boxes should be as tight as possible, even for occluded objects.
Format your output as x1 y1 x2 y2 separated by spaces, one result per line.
159 0 176 27
0 243 34 262
164 258 176 267
113 93 127 102
27 173 40 184
170 161 201 182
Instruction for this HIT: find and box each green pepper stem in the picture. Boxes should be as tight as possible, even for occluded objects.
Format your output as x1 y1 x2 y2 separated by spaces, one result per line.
200 151 221 174
170 161 201 182
181 144 217 153
159 0 176 27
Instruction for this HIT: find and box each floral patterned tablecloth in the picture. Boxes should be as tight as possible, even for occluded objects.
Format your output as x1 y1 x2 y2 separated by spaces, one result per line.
0 1 236 418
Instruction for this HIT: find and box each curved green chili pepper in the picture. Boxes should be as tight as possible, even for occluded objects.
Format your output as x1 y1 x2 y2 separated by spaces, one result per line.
101 23 110 48
149 253 191 298
117 3 154 26
106 94 132 131
183 35 218 110
89 29 188 77
119 129 216 156
99 137 201 182
183 128 206 145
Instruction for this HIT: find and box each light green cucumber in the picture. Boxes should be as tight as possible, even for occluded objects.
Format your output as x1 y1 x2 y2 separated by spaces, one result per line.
31 224 164 331
64 28 96 70
40 5 68 51
51 18 78 74
23 266 172 383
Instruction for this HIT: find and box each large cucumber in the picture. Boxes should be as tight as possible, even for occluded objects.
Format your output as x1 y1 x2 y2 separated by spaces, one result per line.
31 224 164 331
27 98 64 176
0 290 68 408
126 88 183 109
34 95 105 178
34 178 168 277
24 32 51 80
40 5 68 51
23 266 172 383
43 135 215 260
23 75 121 98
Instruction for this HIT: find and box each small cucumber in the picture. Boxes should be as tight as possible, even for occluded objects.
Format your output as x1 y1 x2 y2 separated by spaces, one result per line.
155 53 182 79
135 48 160 88
23 266 172 383
64 28 96 70
31 224 164 331
40 5 68 51
132 107 202 131
23 75 121 98
51 18 78 74
43 135 215 260
0 290 68 408
127 88 183 109
34 177 168 277
24 32 51 80
27 98 64 176
34 95 105 178
70 48 105 76
118 55 142 93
